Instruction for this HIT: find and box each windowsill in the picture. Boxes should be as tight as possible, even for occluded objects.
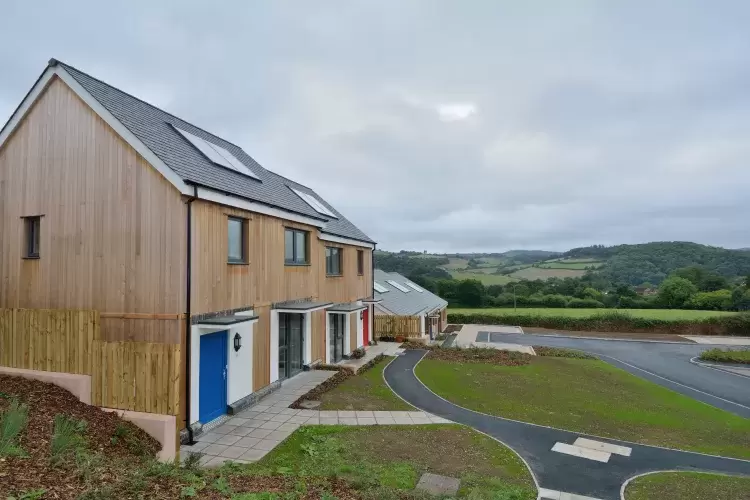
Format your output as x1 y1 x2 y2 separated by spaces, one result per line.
326 274 343 278
357 273 364 276
22 256 40 260
227 261 249 266
285 263 311 267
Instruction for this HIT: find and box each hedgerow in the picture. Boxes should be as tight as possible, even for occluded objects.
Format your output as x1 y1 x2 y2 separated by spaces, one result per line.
447 311 750 336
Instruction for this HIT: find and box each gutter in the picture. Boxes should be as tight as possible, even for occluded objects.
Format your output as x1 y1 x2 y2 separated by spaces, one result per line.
184 184 198 444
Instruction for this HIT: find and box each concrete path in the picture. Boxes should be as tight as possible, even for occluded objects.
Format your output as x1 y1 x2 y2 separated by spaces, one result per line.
485 332 750 418
384 349 750 500
181 367 450 467
454 324 534 354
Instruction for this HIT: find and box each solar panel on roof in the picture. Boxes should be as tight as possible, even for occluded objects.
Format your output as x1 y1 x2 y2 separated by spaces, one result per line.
374 282 389 293
175 126 260 180
290 187 338 218
387 280 410 293
405 282 424 292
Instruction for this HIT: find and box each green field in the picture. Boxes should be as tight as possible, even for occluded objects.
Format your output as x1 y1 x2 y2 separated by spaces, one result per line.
538 261 603 270
508 267 587 280
450 271 518 285
625 472 750 500
416 357 750 458
448 307 737 320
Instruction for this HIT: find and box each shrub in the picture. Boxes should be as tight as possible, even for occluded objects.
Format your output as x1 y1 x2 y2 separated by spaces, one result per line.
350 347 366 359
699 348 750 365
567 298 605 308
0 399 29 457
533 346 597 359
50 414 88 465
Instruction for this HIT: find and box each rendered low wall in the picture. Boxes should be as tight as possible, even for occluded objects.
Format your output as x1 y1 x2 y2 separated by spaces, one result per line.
102 408 176 462
0 366 91 404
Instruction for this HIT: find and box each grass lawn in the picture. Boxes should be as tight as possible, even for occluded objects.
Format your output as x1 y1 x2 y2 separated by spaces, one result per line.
318 357 413 411
450 271 517 285
253 425 537 499
625 472 750 500
508 267 586 280
449 307 737 320
415 356 750 459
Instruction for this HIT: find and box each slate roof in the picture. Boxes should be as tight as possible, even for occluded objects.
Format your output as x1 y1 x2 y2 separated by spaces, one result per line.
52 60 374 244
374 269 448 316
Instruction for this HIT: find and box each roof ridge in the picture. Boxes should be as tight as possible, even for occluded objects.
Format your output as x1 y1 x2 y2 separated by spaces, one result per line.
49 58 243 150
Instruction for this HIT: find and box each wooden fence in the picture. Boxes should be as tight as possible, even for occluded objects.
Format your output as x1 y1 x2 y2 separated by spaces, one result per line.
0 308 180 415
374 314 422 338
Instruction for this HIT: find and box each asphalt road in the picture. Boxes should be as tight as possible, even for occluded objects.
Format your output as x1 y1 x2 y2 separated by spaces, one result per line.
384 350 750 500
489 332 750 418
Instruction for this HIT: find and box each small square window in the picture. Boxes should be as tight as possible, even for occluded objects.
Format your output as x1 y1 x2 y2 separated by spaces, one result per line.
23 216 41 259
227 216 248 264
357 250 364 275
285 228 309 265
326 246 342 276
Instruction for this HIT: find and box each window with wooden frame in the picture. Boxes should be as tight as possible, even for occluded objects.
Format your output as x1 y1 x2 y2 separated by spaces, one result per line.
227 216 248 264
357 250 364 275
285 228 309 265
326 246 342 276
23 216 41 259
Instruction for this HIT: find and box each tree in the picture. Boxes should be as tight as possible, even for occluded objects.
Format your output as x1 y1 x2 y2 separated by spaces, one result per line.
657 277 698 308
581 287 603 302
456 279 486 307
685 290 733 311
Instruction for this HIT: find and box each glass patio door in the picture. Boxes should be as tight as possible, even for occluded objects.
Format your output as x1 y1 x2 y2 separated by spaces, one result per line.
329 314 345 362
279 313 304 379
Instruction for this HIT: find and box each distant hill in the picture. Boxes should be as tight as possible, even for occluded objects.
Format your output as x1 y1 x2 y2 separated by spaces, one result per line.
375 242 750 286
564 242 750 285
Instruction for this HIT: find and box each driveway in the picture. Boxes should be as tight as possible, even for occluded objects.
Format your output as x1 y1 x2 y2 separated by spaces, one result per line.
483 332 750 418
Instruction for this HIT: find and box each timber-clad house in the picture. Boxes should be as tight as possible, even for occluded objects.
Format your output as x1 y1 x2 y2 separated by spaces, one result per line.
0 59 377 438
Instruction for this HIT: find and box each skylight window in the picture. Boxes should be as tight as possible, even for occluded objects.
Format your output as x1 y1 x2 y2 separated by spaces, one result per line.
405 282 424 292
175 126 259 180
387 280 410 293
374 282 389 293
290 187 337 218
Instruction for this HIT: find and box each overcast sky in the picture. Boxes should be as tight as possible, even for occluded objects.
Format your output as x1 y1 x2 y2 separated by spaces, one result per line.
2 1 749 253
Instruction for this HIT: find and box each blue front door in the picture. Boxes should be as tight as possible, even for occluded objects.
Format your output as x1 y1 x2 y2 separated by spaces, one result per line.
199 330 228 423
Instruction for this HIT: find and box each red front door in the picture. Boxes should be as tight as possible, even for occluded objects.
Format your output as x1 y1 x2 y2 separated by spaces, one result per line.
363 307 370 345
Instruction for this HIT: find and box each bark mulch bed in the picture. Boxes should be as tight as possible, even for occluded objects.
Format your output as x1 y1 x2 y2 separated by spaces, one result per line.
290 355 386 409
0 374 160 499
400 342 531 366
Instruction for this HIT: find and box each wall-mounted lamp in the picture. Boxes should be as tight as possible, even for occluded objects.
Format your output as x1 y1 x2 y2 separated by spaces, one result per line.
233 333 242 352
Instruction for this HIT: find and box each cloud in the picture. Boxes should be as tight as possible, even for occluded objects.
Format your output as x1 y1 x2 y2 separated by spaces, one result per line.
437 103 477 122
1 0 749 253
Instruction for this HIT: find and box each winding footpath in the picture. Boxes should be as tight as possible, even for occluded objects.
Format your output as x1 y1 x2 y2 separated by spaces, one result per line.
384 349 750 500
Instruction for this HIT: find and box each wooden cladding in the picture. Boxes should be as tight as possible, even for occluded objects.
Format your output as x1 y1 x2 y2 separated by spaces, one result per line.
190 200 372 315
375 315 422 338
0 78 186 343
0 308 180 415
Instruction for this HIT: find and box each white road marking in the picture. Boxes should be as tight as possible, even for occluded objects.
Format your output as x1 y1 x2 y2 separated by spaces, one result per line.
551 442 611 463
539 487 605 500
574 437 632 457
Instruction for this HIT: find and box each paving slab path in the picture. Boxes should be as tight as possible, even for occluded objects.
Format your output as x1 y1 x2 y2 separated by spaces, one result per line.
384 349 750 500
